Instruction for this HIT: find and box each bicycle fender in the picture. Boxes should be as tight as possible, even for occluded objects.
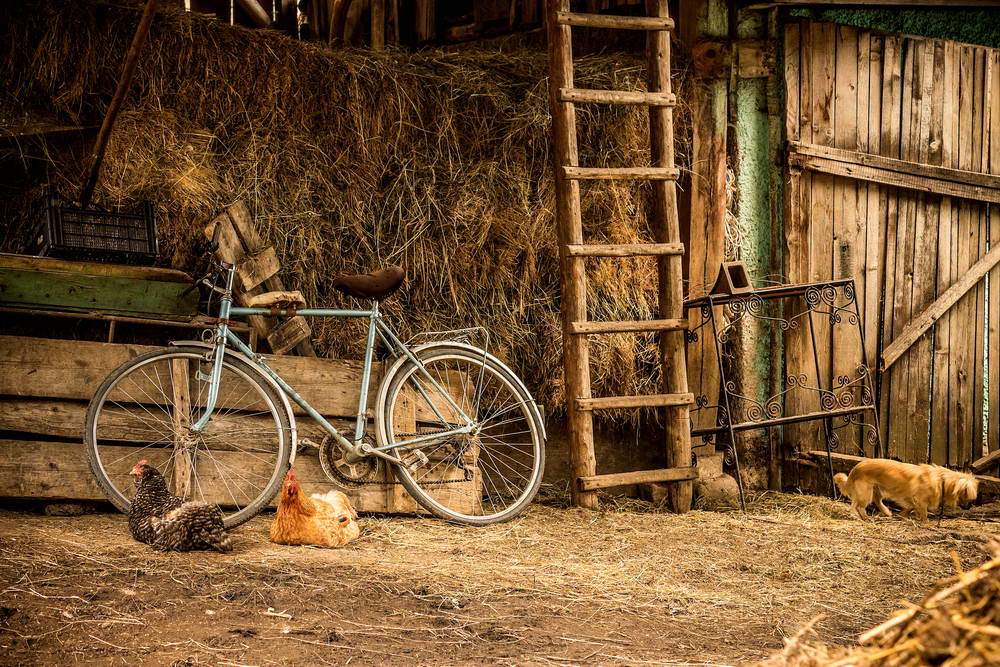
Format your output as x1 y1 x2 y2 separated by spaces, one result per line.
375 341 546 441
168 340 299 462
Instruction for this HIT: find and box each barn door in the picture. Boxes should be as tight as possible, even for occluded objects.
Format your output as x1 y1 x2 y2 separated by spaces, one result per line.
783 20 1000 468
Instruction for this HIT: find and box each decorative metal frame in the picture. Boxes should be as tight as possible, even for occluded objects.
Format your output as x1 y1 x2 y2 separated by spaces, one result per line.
684 278 883 510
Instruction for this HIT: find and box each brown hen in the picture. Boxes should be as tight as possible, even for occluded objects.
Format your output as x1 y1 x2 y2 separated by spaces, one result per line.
269 469 359 548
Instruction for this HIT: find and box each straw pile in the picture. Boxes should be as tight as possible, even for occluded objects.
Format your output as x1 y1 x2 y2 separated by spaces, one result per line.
0 0 692 415
761 540 1000 667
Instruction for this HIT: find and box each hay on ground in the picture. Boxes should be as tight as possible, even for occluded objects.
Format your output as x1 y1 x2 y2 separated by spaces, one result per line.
0 0 693 417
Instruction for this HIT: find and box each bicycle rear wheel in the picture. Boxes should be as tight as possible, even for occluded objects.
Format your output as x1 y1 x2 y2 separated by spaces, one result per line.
84 347 291 528
375 344 545 525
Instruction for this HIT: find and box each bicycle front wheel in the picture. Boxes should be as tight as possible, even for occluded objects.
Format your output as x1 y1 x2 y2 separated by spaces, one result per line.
84 347 292 528
375 344 545 525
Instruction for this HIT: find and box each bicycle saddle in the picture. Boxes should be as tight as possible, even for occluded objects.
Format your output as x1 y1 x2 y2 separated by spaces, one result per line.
333 265 405 301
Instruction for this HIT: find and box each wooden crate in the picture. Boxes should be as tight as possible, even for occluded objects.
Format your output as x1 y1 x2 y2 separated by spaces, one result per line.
0 335 479 514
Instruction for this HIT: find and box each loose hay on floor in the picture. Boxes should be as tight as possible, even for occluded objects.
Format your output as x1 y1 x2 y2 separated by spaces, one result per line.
0 492 993 665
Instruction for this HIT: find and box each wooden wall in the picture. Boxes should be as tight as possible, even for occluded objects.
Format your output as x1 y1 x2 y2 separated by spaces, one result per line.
784 20 999 468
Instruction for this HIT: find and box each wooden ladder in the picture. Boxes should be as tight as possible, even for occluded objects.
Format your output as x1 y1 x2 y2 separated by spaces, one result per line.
545 0 695 512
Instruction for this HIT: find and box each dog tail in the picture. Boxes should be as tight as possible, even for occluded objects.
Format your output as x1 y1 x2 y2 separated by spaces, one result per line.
833 472 849 495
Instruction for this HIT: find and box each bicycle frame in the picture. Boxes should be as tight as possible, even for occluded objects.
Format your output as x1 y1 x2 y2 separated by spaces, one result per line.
188 264 477 465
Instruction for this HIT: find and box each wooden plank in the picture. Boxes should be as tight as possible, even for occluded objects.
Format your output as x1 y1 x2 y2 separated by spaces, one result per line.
0 439 418 514
236 247 281 292
861 33 884 457
832 24 861 454
415 0 435 41
989 50 1000 460
972 448 1000 473
546 0 596 510
808 21 836 450
877 33 903 453
558 88 676 106
971 49 990 463
169 358 193 499
569 318 686 335
370 0 385 50
575 392 694 411
555 11 673 30
882 241 1000 370
784 20 811 461
685 1 728 452
565 242 683 257
645 0 691 513
906 38 939 464
788 141 1000 192
931 39 958 465
266 316 311 355
577 466 698 491
562 166 679 180
951 45 977 467
0 253 192 283
787 152 1000 203
0 336 379 418
0 267 199 319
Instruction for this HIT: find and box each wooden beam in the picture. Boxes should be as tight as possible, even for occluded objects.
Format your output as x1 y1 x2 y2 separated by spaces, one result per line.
562 166 679 180
415 0 435 41
576 393 694 411
169 358 193 500
791 140 1000 191
555 11 674 30
565 243 684 257
578 466 698 491
370 0 385 49
558 88 676 106
80 0 158 207
972 449 1000 473
235 0 271 26
881 242 1000 370
788 141 1000 204
569 318 687 335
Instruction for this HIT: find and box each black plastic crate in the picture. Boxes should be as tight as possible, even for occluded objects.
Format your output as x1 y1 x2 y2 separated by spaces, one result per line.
31 195 158 265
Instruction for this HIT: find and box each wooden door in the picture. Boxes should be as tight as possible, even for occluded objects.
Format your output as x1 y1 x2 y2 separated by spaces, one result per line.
784 20 1000 468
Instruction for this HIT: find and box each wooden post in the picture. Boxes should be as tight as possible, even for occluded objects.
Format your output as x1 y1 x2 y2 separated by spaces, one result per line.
678 0 728 481
370 0 385 49
170 358 193 500
546 0 597 509
80 0 158 208
415 0 435 42
647 0 692 513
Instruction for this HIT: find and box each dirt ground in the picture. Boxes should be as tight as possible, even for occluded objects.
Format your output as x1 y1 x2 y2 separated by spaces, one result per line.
1 491 996 666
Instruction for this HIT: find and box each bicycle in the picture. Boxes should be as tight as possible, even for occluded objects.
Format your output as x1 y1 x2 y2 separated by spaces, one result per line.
84 254 546 527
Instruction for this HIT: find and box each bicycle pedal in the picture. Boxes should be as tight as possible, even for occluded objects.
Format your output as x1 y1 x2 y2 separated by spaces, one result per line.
401 450 429 472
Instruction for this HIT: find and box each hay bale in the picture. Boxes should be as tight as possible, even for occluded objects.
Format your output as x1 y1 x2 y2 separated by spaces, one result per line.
0 0 692 418
758 541 1000 666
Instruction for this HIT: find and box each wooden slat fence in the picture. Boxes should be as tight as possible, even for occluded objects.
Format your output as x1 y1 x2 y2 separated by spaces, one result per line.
784 20 1000 468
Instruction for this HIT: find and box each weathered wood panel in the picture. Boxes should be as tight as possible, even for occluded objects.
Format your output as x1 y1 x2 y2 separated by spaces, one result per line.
785 21 998 467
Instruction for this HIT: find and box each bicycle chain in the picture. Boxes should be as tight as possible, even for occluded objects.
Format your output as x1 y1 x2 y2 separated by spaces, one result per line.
315 432 475 487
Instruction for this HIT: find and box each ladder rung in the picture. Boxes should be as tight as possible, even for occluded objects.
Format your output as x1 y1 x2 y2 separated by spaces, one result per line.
556 11 674 31
559 88 676 106
566 243 684 257
576 393 695 411
563 166 680 181
578 467 698 491
570 319 687 335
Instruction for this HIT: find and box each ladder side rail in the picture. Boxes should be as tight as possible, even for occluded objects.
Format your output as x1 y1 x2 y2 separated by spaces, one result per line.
646 0 693 513
545 0 598 510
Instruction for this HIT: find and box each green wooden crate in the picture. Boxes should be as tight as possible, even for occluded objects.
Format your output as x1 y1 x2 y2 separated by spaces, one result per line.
0 253 198 320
